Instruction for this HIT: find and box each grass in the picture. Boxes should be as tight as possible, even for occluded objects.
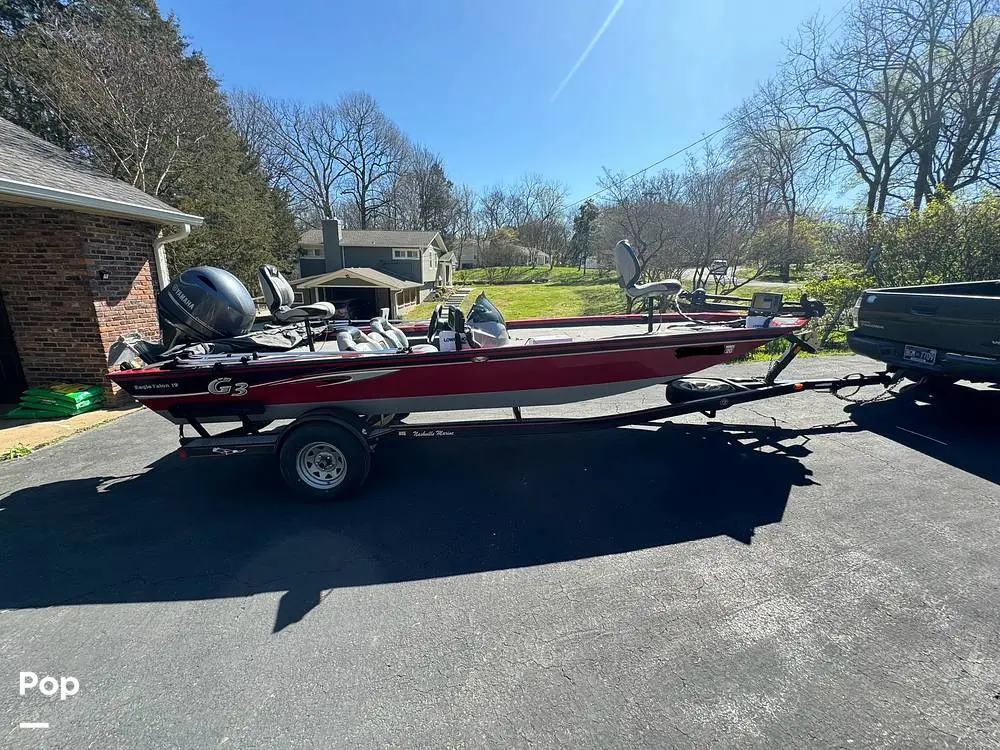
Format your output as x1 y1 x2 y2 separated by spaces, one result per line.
1 443 31 461
405 267 624 321
404 275 809 322
406 268 834 349
454 267 617 286
735 340 853 362
404 279 626 321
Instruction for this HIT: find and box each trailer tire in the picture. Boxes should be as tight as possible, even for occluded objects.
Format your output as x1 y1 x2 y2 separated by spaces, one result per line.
665 378 740 404
279 423 370 501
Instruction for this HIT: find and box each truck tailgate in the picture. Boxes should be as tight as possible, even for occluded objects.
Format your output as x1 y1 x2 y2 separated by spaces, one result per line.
855 283 1000 358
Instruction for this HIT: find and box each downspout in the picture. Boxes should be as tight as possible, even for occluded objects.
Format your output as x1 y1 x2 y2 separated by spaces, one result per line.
152 223 191 290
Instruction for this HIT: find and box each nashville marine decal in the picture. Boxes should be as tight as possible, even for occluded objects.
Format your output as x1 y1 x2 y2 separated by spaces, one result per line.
208 377 250 397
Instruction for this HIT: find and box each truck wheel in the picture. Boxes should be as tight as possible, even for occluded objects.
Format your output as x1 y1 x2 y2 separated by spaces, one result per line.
279 423 370 501
666 378 739 404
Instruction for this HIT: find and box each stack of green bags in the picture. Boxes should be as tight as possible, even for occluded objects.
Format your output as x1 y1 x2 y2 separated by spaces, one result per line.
5 383 104 419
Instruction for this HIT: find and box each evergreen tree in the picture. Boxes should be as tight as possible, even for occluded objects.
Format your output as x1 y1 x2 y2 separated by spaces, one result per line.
1 0 298 288
568 200 600 270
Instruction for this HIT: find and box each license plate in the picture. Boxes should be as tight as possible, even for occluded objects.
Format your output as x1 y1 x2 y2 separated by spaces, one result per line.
903 344 937 364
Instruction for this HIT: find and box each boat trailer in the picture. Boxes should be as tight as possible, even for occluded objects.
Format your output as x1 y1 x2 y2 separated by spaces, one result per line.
174 334 897 499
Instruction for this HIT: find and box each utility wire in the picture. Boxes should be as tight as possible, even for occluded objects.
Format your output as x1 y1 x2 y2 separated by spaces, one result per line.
565 123 730 210
564 0 857 212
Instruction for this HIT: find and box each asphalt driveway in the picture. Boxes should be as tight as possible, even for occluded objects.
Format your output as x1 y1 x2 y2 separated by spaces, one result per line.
2 355 998 748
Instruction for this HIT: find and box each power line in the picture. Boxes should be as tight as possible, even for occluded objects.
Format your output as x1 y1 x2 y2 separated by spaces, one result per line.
565 0 857 212
565 123 730 210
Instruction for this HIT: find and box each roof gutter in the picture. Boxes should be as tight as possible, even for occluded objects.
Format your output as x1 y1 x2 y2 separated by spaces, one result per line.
152 223 192 290
0 177 204 226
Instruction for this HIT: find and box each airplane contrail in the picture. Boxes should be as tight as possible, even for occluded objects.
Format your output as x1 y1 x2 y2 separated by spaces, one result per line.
550 0 626 102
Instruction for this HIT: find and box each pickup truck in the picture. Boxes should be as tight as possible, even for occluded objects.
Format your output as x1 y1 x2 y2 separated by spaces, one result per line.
847 280 1000 385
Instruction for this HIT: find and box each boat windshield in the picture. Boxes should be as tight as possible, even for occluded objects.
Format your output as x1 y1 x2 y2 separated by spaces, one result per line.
466 293 506 326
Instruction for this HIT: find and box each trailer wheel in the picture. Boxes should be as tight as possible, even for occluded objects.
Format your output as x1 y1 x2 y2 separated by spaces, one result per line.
279 424 370 501
665 378 740 404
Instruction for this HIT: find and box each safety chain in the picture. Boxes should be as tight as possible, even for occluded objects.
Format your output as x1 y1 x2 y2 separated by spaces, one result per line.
830 372 900 404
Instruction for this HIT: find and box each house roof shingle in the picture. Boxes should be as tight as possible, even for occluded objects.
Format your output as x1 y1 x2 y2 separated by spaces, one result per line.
299 229 323 246
291 267 422 291
298 227 440 249
0 116 202 225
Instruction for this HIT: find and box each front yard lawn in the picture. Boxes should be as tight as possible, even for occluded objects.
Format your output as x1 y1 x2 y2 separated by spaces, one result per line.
403 277 807 323
453 267 618 286
403 279 627 321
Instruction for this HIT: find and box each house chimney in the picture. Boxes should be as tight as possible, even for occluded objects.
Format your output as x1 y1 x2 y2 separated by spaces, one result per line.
322 217 345 272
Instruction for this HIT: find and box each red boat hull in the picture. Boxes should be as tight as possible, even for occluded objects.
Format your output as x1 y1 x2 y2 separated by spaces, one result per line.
111 319 803 423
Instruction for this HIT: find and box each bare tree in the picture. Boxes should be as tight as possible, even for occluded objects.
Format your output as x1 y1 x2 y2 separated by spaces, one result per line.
677 151 744 291
728 80 824 279
335 92 408 229
899 0 1000 205
228 91 348 222
597 168 684 311
478 228 522 283
450 184 479 263
385 146 458 236
787 3 922 216
477 174 567 266
228 89 275 174
785 0 1000 214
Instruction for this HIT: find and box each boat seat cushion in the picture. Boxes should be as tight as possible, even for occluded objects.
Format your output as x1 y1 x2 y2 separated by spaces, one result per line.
365 331 395 350
258 264 294 310
613 240 682 299
370 317 408 348
335 326 396 353
258 264 336 322
272 302 338 323
371 316 438 353
627 280 683 299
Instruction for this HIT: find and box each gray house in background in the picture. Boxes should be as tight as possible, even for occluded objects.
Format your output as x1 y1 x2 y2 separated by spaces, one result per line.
453 239 551 269
293 218 455 319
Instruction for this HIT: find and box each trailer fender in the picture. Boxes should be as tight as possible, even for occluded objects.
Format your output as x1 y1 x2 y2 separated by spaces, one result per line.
274 408 373 455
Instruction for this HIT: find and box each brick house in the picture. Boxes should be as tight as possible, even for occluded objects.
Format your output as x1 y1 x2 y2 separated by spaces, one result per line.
0 117 203 404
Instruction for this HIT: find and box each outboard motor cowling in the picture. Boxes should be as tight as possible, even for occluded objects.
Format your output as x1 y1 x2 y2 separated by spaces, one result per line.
157 266 255 345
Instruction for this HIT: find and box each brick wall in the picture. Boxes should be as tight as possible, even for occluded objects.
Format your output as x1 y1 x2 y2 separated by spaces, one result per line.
0 204 161 401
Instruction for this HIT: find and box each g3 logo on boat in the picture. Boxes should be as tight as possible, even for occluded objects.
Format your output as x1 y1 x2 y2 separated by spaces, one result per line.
208 377 249 396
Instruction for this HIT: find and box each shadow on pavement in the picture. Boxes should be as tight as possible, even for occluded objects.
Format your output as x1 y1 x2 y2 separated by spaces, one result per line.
847 384 1000 485
1 422 821 631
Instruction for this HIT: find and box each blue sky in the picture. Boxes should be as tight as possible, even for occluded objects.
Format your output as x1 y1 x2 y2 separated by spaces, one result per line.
163 0 845 202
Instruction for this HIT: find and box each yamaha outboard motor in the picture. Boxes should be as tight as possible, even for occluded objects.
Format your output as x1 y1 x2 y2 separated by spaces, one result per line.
157 266 256 346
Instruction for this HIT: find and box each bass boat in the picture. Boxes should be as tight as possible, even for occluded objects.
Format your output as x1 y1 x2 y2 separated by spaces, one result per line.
107 244 821 426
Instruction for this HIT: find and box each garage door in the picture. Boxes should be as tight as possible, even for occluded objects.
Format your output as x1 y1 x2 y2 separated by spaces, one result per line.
319 287 380 320
0 290 26 402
